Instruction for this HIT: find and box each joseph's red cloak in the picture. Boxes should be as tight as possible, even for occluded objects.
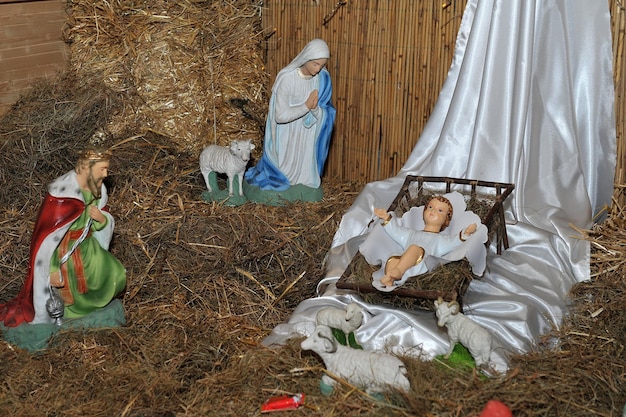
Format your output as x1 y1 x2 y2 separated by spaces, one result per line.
0 194 83 327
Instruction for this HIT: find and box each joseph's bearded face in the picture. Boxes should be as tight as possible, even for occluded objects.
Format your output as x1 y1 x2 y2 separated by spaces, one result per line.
86 161 110 198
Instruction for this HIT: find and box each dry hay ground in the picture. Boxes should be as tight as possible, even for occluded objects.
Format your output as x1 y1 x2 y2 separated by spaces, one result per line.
0 76 625 417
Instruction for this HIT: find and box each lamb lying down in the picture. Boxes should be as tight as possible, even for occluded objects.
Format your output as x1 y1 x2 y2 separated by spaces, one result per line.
315 303 364 335
301 324 411 394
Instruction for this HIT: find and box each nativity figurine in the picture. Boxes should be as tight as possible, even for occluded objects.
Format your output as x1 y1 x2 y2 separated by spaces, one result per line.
244 38 336 204
200 139 255 206
0 146 126 350
359 191 489 292
434 296 494 369
315 302 364 337
301 324 410 395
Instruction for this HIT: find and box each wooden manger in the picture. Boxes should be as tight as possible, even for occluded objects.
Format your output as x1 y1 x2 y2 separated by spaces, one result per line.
336 176 515 311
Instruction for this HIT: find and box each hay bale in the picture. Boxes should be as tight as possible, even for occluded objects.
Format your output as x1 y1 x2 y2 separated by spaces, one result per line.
64 0 268 152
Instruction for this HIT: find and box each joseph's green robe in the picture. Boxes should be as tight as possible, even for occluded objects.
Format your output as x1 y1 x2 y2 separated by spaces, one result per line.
49 191 126 319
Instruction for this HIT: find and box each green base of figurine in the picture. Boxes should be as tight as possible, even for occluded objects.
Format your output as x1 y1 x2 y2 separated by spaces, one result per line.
319 379 334 396
242 181 323 206
331 328 362 349
200 172 248 206
201 190 248 206
0 299 126 352
435 343 484 374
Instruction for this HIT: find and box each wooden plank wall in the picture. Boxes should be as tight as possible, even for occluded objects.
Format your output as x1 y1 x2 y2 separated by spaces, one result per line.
0 0 68 116
262 0 626 209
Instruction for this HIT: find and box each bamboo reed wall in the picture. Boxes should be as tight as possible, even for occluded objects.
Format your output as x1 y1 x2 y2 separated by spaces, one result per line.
262 0 626 208
610 0 625 209
261 0 467 183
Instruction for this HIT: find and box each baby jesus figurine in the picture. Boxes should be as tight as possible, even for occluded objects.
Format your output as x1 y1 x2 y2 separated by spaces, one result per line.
374 195 478 288
359 191 489 292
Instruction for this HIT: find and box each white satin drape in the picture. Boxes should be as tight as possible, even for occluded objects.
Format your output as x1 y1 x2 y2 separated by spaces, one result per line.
264 0 616 371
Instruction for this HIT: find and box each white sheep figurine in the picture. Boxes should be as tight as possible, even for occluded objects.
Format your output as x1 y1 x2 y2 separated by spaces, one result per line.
315 303 364 336
301 324 411 394
199 139 255 196
434 296 493 368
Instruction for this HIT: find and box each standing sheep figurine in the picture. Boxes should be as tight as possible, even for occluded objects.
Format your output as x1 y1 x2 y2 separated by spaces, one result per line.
434 296 493 368
199 139 255 198
301 324 411 395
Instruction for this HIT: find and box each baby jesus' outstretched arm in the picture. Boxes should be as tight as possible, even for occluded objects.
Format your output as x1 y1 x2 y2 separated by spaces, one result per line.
461 223 477 239
374 208 390 221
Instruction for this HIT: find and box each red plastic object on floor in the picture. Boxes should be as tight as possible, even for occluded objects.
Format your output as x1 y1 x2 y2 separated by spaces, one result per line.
479 400 512 417
261 393 306 413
